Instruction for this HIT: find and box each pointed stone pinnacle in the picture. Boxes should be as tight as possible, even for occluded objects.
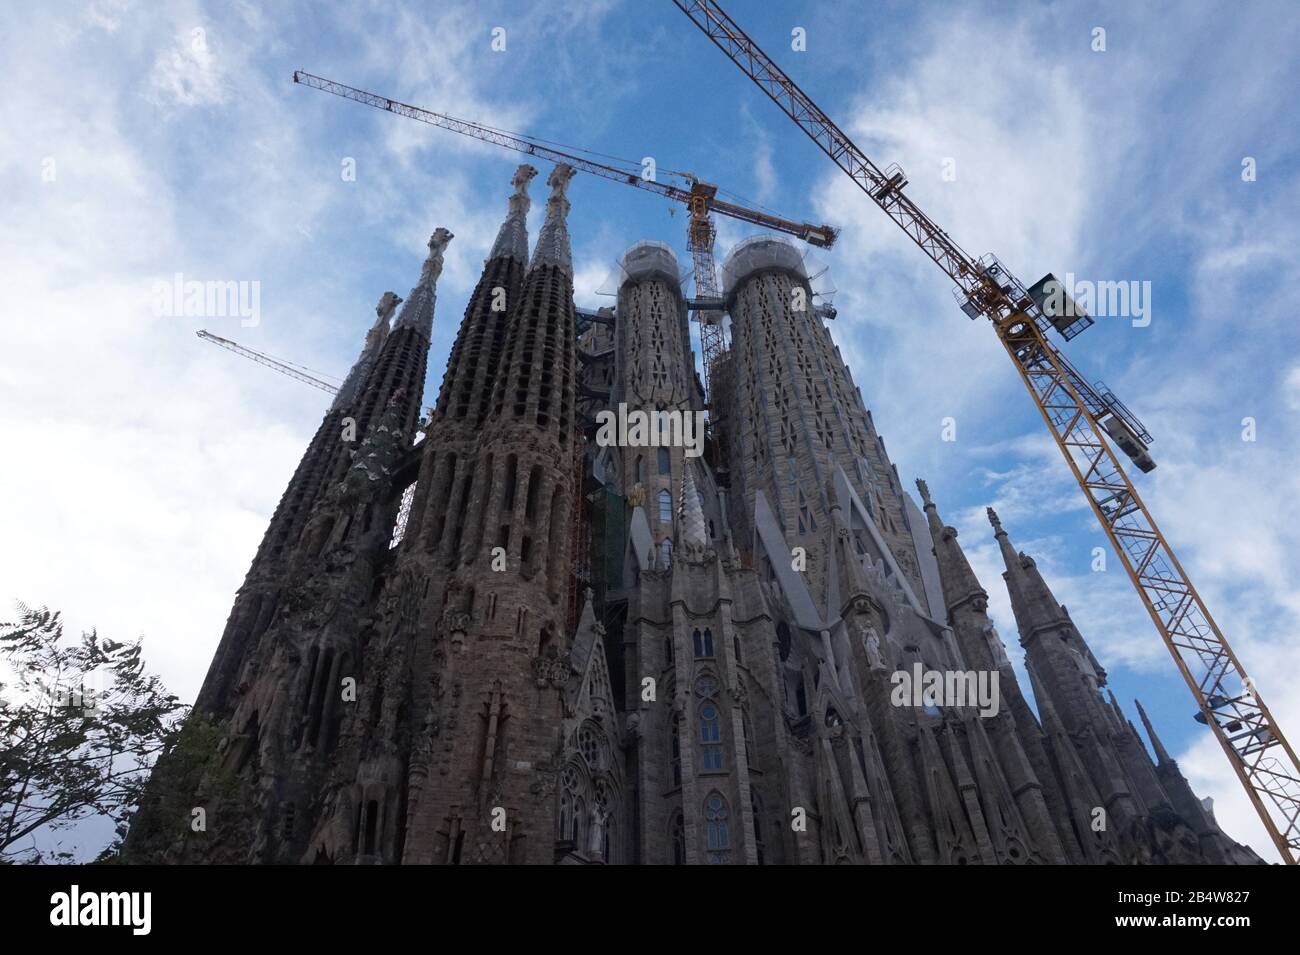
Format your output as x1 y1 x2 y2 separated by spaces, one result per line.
916 477 933 508
374 291 402 327
1135 698 1173 764
530 163 576 275
679 464 708 552
394 227 454 334
490 164 537 262
987 506 1004 534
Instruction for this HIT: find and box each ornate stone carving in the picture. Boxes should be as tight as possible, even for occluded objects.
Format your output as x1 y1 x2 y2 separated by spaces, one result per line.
533 643 571 688
730 678 748 707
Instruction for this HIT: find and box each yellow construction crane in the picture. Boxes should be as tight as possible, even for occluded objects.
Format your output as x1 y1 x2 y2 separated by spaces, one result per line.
291 70 836 410
671 0 1300 862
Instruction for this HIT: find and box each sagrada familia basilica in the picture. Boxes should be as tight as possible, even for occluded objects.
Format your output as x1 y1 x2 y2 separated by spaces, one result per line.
125 163 1260 865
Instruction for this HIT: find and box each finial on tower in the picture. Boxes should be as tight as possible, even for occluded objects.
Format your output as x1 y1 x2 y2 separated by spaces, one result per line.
512 163 538 198
987 507 1005 535
375 291 403 326
424 227 454 276
916 478 934 508
547 163 576 204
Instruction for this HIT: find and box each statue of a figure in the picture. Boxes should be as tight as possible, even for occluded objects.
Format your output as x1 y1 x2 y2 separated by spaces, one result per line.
982 622 1011 669
587 806 606 857
626 483 646 509
862 626 886 672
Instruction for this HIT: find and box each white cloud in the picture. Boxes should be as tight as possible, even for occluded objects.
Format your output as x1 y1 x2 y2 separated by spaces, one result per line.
1284 364 1300 413
149 26 228 108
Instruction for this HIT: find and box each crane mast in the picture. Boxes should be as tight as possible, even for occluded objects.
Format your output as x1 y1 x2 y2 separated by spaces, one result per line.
672 0 1300 863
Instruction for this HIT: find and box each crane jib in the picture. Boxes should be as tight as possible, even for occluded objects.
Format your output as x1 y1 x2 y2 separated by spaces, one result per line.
292 69 834 249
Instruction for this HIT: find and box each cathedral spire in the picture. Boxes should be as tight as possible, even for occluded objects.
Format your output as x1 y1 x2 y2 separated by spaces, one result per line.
331 291 401 411
530 164 576 275
988 506 1073 647
1135 698 1174 764
918 478 986 614
489 164 537 263
987 506 1020 571
394 227 454 336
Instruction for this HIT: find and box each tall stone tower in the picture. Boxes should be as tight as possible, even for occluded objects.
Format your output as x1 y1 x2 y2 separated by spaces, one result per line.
397 163 583 864
193 290 403 716
718 235 935 613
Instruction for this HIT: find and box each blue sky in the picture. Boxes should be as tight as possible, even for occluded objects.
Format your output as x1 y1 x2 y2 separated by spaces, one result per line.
2 0 1298 861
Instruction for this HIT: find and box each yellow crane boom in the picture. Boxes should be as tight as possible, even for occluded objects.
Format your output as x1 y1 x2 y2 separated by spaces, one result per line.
671 0 1300 862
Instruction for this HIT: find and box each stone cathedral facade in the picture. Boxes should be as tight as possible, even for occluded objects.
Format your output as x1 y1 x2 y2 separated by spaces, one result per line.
126 163 1259 865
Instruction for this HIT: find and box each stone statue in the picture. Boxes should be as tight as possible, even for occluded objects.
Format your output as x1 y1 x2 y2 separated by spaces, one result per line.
983 622 1011 669
862 626 886 672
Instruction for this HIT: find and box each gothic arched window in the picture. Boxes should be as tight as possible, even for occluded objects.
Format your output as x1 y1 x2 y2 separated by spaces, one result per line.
696 675 723 772
660 538 673 565
658 447 670 474
658 489 672 524
635 455 645 484
671 812 685 865
699 701 723 771
705 792 730 863
578 725 603 771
